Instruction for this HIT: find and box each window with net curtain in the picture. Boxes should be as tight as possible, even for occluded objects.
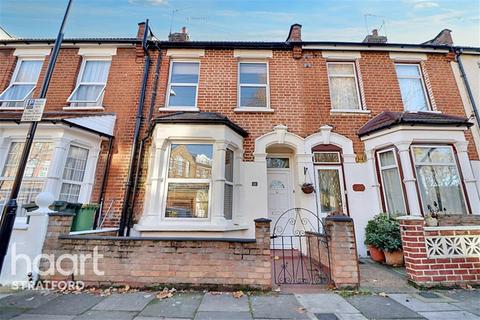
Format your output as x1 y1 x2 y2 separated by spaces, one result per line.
59 146 89 203
0 142 53 221
224 148 234 220
165 144 212 218
0 59 43 108
167 61 199 107
395 64 430 112
412 146 467 214
239 62 268 108
327 62 361 110
377 149 406 215
68 59 111 107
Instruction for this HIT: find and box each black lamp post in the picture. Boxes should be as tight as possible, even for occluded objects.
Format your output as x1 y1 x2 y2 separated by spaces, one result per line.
0 0 74 273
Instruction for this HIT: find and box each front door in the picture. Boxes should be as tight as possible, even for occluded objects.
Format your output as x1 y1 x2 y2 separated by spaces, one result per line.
316 166 347 215
267 169 293 225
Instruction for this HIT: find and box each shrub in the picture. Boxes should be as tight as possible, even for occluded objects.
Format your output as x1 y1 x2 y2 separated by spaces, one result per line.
365 213 402 252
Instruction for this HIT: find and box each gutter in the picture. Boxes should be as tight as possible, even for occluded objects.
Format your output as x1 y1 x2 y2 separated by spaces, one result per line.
455 48 480 128
118 20 152 236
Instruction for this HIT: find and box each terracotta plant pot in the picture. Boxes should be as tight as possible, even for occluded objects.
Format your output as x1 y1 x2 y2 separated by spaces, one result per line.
368 245 385 263
301 183 315 194
384 250 404 266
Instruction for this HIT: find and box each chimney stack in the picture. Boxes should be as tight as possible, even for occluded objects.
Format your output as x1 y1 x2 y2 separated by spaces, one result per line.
169 26 190 42
286 24 302 42
363 29 387 44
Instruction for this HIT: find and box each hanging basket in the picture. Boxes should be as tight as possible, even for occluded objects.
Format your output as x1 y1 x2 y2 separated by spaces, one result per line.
301 183 315 194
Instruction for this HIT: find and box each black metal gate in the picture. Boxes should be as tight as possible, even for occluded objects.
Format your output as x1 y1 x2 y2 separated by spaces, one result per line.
271 208 331 285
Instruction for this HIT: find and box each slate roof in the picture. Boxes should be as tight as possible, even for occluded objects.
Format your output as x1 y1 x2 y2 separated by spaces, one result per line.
358 111 472 137
154 112 248 137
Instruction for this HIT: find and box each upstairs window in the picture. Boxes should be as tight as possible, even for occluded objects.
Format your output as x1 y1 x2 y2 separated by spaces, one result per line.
377 148 406 215
327 62 361 110
59 145 89 203
238 62 269 108
0 59 43 108
68 59 111 106
395 64 430 111
167 61 199 108
412 145 467 214
165 144 212 218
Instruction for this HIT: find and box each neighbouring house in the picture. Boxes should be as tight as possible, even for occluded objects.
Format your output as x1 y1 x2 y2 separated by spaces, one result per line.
0 23 479 286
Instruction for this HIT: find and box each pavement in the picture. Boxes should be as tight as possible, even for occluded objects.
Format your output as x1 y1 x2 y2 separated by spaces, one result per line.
0 289 479 320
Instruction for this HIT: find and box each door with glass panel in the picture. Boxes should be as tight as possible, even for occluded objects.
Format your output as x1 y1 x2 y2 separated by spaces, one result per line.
315 166 346 216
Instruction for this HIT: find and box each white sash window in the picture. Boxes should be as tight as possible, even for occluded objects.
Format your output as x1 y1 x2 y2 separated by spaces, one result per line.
68 59 111 106
0 59 43 108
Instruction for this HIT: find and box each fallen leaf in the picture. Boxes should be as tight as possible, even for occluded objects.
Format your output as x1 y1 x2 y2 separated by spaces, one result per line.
378 292 388 297
233 291 244 299
157 291 173 299
297 307 306 313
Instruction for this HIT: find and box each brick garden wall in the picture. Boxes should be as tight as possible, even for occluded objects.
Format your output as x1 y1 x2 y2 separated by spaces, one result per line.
398 216 480 287
40 215 272 290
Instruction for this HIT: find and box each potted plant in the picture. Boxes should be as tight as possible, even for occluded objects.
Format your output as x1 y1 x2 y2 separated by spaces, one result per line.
377 215 404 266
364 214 387 263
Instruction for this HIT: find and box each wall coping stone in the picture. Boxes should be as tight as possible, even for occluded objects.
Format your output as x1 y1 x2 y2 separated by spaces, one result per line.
424 225 480 231
59 235 257 242
254 218 272 223
326 215 353 222
397 215 424 221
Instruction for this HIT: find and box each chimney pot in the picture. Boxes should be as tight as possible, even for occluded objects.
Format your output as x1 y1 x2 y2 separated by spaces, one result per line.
169 27 190 42
363 28 387 44
372 29 378 36
286 24 302 42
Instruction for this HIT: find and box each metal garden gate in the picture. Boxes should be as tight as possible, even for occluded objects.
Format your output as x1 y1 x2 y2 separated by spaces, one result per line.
271 208 331 285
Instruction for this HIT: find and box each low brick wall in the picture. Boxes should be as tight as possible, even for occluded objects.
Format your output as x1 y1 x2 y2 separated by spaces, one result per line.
307 215 360 289
40 214 272 290
438 214 480 226
398 216 480 287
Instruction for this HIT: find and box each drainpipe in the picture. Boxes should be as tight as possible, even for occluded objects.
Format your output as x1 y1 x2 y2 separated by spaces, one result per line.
118 19 151 236
125 43 162 236
94 136 114 229
455 48 480 128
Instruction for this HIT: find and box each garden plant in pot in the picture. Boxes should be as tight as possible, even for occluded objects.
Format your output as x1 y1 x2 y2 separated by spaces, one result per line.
364 214 387 262
379 214 404 266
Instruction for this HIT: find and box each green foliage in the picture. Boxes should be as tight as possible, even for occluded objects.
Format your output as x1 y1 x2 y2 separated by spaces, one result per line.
364 213 402 252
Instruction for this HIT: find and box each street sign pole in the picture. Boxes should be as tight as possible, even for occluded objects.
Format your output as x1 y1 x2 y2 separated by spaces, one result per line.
0 0 73 273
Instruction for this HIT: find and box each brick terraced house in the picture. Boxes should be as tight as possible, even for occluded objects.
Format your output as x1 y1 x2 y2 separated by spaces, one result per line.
0 23 479 286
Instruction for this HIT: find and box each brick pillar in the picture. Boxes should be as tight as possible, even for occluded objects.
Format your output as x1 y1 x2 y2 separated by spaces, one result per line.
253 218 272 288
325 215 360 288
397 216 429 285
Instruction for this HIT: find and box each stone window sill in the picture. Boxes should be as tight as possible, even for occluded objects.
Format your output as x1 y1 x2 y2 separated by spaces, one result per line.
330 109 371 115
63 106 105 111
234 107 274 113
159 107 200 112
134 223 248 232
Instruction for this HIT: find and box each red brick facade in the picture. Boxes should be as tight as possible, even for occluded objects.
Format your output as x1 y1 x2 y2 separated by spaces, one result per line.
399 217 480 287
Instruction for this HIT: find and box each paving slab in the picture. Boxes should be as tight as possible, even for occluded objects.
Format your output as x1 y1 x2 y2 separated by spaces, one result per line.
10 315 75 320
0 291 58 309
92 292 154 312
139 293 202 318
336 314 368 320
198 293 249 312
134 317 193 320
389 294 460 312
346 295 423 319
74 310 138 320
250 294 309 319
419 310 480 320
295 294 360 314
0 308 25 320
0 295 10 301
443 290 480 316
359 260 417 294
195 311 252 320
26 293 104 315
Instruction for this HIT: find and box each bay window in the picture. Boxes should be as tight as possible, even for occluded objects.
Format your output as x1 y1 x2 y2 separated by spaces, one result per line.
412 145 467 214
68 59 111 107
59 145 89 203
395 64 430 112
166 61 199 108
165 144 212 218
0 142 53 221
238 62 269 108
377 148 406 215
327 62 361 110
0 59 43 108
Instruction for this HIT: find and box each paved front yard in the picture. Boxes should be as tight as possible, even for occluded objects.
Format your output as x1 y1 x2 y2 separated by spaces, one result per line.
1 289 480 320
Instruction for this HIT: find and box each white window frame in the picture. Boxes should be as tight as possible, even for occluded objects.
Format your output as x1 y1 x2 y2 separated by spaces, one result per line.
0 58 44 108
162 142 213 220
165 60 200 110
395 63 431 112
224 148 234 220
410 144 468 214
59 144 89 203
0 140 54 224
313 151 341 164
314 165 347 215
376 148 407 214
326 61 363 111
67 57 111 105
237 60 270 110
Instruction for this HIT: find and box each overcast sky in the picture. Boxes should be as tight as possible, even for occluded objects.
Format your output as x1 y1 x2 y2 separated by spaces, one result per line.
1 0 479 46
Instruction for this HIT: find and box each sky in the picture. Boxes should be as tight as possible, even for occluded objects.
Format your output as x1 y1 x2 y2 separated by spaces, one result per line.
1 0 479 46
